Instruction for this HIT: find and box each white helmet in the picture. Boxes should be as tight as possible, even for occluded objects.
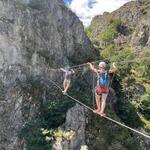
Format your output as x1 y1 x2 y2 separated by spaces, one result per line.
99 62 106 68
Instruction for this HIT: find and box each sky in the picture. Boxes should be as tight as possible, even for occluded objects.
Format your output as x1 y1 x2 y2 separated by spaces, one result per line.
63 0 132 27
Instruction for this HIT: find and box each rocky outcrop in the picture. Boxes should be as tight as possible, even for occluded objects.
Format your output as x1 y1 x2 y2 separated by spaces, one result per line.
0 0 96 149
131 8 150 46
90 12 110 37
90 0 150 48
52 104 88 150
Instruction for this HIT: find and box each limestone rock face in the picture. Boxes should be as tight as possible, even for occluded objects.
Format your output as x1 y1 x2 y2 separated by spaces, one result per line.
90 12 110 37
131 8 150 46
0 0 95 149
52 104 88 150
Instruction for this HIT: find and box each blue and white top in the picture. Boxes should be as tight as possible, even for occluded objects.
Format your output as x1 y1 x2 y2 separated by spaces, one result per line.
65 70 73 81
96 71 110 88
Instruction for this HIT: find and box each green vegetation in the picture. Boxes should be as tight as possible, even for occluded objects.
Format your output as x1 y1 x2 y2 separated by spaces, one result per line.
101 46 150 130
100 18 122 42
101 47 150 147
101 45 134 64
87 106 146 150
85 18 123 50
138 91 150 120
101 44 116 58
140 3 150 14
18 73 93 150
85 27 93 40
85 12 150 147
85 11 150 130
18 88 75 150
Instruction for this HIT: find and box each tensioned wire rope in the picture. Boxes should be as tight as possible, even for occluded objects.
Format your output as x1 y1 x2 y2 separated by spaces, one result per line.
69 48 150 69
48 78 150 140
47 48 150 71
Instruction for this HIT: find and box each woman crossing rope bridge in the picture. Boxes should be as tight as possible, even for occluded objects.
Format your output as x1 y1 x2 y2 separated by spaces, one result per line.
60 66 75 94
87 62 117 116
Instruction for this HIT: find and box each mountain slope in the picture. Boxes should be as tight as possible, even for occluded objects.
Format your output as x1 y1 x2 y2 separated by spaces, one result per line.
84 0 150 149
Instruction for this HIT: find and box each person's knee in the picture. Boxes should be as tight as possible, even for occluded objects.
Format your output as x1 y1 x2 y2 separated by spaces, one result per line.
102 94 108 101
96 95 100 100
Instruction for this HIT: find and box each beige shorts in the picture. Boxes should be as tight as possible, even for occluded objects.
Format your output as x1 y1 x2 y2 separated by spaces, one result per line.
64 79 71 84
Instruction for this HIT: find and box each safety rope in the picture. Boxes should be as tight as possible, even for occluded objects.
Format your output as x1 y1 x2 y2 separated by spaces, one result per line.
63 49 150 70
48 79 94 111
48 55 150 72
104 116 150 139
48 79 150 140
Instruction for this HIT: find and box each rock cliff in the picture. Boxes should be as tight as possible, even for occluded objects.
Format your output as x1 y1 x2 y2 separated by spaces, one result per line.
0 0 96 149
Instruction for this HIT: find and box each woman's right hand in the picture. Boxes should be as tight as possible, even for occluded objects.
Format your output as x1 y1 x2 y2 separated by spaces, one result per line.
87 62 91 66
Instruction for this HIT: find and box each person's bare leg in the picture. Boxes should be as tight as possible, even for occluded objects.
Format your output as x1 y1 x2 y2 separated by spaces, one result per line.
63 79 67 92
100 93 108 116
93 95 101 113
64 81 70 93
